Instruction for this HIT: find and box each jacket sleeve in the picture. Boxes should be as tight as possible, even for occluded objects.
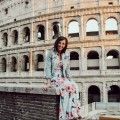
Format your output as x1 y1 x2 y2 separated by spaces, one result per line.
44 49 52 79
65 51 71 78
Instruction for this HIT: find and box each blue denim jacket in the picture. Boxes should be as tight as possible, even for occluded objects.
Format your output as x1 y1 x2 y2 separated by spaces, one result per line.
44 48 71 80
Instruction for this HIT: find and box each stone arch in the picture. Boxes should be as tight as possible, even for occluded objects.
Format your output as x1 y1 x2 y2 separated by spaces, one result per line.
1 58 7 72
52 21 61 39
12 30 18 45
87 50 99 70
37 24 45 40
68 20 79 37
105 17 118 35
86 18 99 36
70 51 79 70
2 32 8 46
88 85 101 103
23 55 29 71
36 54 44 71
108 85 120 102
23 27 30 42
106 49 119 69
11 56 17 72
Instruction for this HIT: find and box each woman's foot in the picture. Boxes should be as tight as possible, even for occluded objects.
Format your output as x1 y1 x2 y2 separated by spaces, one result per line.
42 84 51 91
72 116 82 120
78 116 82 119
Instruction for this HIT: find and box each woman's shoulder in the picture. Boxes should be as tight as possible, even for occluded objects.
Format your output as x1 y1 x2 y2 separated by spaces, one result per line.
63 50 70 60
47 48 56 57
64 49 70 56
47 48 54 53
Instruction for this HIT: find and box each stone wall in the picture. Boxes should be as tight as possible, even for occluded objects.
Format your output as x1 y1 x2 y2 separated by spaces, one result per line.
0 0 120 107
0 85 60 120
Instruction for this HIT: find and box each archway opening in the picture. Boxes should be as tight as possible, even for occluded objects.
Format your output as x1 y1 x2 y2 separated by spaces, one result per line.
23 55 29 71
88 85 100 104
11 57 17 72
106 50 119 69
3 33 8 46
87 51 99 70
36 54 44 71
108 85 120 102
37 25 45 40
52 22 61 39
70 51 79 70
86 19 99 36
105 18 118 35
23 27 30 42
1 58 6 72
12 30 18 45
68 21 79 37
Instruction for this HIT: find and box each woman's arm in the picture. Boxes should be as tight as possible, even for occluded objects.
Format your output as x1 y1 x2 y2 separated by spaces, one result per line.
44 49 52 79
65 51 71 78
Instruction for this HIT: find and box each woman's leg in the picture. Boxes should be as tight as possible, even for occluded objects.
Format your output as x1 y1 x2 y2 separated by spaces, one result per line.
54 79 81 120
65 80 81 119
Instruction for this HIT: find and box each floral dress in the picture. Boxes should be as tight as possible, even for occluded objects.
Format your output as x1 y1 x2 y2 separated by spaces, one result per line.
51 60 81 120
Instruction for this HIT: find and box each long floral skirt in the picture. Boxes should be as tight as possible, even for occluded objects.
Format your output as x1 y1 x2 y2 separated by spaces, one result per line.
51 77 81 120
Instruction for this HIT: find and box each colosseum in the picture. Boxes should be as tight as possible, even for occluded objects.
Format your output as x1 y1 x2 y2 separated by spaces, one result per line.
0 0 120 119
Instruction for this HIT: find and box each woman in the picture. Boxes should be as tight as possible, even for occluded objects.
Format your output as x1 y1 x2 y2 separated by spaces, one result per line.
44 36 81 120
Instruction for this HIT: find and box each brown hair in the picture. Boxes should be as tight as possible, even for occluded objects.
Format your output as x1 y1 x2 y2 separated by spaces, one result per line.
54 36 68 54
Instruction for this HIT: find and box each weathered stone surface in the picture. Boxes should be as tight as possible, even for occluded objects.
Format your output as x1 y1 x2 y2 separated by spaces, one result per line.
0 84 57 95
0 0 120 108
0 91 60 120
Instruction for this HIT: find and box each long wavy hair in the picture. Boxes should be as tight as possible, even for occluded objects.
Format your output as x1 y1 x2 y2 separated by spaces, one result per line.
54 36 68 54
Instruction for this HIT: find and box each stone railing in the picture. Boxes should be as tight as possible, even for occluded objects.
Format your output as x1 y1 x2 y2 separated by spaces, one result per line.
0 84 60 120
95 102 120 115
83 102 120 119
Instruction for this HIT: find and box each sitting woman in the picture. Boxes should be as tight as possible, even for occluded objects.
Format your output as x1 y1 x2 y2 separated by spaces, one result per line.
44 36 81 120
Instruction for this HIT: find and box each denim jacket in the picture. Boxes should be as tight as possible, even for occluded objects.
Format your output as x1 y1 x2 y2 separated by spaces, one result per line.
44 48 71 80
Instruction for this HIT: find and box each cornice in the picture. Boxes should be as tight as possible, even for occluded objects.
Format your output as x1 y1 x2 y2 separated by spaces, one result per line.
0 38 120 54
0 5 120 29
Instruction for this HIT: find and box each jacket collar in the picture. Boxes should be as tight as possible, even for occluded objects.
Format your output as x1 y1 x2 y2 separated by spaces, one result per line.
52 48 66 59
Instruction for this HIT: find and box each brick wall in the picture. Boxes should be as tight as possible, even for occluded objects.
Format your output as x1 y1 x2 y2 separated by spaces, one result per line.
0 86 60 120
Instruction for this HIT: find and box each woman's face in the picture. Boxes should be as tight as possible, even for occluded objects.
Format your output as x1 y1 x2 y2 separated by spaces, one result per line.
57 39 66 53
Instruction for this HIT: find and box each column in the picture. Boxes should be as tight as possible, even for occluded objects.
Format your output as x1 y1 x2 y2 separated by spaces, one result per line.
103 82 108 102
118 53 120 67
77 82 82 105
79 48 81 75
82 84 88 106
62 18 66 37
31 22 35 43
80 47 87 75
100 13 105 39
101 46 106 75
8 29 12 47
118 13 120 38
0 57 2 72
19 54 23 72
6 55 10 76
0 33 2 48
29 50 33 77
80 15 85 41
48 21 53 40
17 53 21 75
45 20 49 41
18 26 23 45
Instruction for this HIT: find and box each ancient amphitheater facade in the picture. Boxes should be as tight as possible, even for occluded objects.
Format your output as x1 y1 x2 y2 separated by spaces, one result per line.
0 0 120 106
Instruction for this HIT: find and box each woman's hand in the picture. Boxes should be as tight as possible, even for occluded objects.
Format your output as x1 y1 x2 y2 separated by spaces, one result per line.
42 79 51 91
